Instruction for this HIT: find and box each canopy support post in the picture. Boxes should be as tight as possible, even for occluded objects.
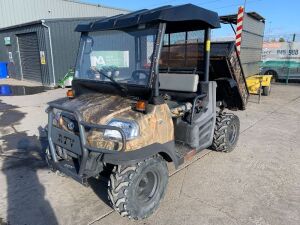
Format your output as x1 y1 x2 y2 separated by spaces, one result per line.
153 23 166 98
204 28 211 82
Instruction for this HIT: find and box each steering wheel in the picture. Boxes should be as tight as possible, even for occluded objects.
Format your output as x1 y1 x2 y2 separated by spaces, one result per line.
132 70 149 82
87 67 101 80
88 67 119 80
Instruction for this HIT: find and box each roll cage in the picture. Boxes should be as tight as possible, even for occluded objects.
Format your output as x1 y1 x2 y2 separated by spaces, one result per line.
74 4 221 102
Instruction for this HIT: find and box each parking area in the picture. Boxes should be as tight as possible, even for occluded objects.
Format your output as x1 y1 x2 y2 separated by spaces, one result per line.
0 80 299 225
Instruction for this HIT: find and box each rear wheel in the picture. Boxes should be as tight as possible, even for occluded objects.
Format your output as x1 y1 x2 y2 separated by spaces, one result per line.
211 113 240 152
108 155 168 220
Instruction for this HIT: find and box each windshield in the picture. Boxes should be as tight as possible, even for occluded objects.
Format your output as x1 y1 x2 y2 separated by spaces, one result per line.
75 25 159 87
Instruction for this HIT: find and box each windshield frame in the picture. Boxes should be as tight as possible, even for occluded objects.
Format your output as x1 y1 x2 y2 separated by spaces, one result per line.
74 24 164 91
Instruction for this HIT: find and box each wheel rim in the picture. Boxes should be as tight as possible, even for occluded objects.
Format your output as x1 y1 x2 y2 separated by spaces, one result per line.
228 123 237 144
136 171 159 203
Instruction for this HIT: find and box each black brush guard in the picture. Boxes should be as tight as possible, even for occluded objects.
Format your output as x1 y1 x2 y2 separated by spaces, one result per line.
47 102 127 179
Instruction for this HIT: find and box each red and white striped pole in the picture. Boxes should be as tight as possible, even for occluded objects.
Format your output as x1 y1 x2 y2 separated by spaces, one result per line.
235 6 244 55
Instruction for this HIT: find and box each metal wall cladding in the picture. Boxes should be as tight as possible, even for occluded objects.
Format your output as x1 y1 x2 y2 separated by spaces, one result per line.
0 24 51 84
46 18 98 84
0 0 128 28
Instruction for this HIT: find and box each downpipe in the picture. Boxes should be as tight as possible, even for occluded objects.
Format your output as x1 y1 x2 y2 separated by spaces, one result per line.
41 20 56 86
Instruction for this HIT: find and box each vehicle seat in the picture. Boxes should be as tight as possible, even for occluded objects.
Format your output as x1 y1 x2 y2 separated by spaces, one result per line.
159 73 199 92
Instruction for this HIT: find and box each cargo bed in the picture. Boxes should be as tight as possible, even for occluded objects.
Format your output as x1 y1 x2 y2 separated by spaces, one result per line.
210 41 249 109
160 41 249 110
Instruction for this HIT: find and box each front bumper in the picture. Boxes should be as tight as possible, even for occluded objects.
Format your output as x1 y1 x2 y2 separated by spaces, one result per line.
47 102 127 177
46 102 179 184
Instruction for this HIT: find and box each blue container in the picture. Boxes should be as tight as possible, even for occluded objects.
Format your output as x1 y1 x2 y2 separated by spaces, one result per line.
0 62 8 79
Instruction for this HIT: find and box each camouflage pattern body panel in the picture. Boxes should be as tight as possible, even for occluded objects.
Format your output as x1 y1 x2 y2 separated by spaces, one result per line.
58 93 133 122
87 103 174 151
55 93 174 152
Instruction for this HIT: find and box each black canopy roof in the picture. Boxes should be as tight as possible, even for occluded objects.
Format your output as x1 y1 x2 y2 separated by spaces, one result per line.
76 4 220 33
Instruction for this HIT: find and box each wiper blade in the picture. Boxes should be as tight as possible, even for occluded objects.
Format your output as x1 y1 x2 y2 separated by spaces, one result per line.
90 67 128 96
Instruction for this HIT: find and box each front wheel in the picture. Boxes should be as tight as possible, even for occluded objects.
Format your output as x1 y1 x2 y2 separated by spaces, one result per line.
211 113 240 153
108 155 168 220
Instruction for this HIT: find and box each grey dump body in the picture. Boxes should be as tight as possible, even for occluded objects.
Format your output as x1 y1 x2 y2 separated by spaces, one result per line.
210 41 249 109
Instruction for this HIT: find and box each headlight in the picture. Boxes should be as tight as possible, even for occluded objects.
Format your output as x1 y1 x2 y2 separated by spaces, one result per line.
104 119 139 140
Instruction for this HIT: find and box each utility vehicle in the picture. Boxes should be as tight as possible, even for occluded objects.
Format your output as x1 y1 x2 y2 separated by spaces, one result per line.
46 4 248 220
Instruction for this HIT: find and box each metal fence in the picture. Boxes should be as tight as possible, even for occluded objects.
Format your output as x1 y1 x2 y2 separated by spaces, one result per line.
264 33 300 42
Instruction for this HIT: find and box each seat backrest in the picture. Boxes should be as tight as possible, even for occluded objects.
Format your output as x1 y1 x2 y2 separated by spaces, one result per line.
159 73 199 92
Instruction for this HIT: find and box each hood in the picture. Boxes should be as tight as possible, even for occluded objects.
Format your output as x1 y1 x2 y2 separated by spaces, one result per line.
54 93 134 124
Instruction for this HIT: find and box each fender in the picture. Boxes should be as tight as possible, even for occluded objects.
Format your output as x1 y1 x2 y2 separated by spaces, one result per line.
102 141 180 168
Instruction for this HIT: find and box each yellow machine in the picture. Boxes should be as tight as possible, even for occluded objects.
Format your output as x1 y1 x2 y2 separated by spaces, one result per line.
246 75 272 96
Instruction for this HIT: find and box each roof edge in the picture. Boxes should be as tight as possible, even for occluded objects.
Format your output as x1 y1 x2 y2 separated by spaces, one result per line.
0 20 43 31
62 0 130 13
0 17 105 31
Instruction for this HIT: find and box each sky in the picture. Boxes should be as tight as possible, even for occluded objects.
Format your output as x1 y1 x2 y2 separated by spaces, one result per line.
82 0 300 40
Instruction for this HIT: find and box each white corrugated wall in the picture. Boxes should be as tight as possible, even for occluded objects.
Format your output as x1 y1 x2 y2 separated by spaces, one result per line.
0 0 129 28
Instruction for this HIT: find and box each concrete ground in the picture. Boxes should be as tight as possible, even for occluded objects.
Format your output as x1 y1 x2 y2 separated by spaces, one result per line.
0 79 299 225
